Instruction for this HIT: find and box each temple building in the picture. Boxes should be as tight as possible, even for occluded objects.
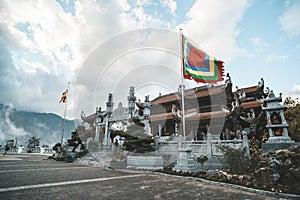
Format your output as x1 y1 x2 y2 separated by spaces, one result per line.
79 74 271 145
149 75 269 140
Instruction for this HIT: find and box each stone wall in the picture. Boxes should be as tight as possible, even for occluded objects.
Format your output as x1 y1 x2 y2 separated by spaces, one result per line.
127 155 164 170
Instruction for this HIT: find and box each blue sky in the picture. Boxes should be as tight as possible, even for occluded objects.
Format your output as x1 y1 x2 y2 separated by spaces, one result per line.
0 0 299 119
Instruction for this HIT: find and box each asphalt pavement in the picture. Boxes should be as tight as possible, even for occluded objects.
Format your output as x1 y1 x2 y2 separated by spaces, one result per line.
0 154 288 200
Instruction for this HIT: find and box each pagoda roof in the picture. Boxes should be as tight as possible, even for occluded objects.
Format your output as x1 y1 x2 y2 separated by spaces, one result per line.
233 79 266 100
234 85 259 94
151 83 229 105
240 100 263 109
81 112 96 124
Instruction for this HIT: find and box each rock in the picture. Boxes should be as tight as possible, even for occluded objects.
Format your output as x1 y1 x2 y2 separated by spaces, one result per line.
289 168 300 181
284 158 292 166
269 173 280 183
289 145 300 154
257 160 268 168
255 145 300 194
269 157 280 170
252 167 276 185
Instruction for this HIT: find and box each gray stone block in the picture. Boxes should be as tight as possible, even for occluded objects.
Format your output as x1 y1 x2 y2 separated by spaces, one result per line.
127 156 164 170
262 142 296 153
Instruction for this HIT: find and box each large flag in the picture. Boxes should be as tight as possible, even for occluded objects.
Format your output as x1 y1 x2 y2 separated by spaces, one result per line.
59 90 68 103
182 35 224 83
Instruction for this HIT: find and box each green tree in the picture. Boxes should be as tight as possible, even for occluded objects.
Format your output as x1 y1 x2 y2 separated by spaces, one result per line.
5 139 15 148
26 136 40 148
284 97 300 142
218 145 257 174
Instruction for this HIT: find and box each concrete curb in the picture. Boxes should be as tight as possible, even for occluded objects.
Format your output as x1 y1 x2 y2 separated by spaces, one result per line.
114 168 300 200
156 172 300 200
77 157 300 199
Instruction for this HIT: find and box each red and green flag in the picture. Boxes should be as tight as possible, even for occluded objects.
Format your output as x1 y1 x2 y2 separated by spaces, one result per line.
182 35 224 83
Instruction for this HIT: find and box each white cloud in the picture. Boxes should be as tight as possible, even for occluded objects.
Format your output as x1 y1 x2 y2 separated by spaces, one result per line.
279 0 300 37
250 37 269 47
179 0 250 63
0 104 30 143
161 0 177 16
20 58 51 74
0 0 181 118
72 29 186 117
1 0 81 73
293 84 300 92
285 84 300 99
265 54 288 63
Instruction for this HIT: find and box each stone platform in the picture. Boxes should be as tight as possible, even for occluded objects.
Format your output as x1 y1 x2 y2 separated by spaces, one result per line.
127 155 164 170
262 136 296 153
262 142 297 153
173 148 197 173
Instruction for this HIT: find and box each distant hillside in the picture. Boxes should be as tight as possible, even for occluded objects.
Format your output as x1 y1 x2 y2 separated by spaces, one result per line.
0 103 75 147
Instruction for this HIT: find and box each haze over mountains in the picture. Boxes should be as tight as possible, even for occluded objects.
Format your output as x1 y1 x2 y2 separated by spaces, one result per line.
0 103 75 147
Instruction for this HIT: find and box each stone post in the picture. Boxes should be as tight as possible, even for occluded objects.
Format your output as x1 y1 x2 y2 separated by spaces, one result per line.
104 93 114 150
95 107 101 142
158 124 162 137
173 148 197 173
143 95 151 135
206 133 212 157
18 146 24 153
175 122 179 135
241 130 249 155
127 86 136 118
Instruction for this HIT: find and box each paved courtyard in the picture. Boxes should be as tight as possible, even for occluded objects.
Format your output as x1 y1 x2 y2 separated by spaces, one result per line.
0 154 291 200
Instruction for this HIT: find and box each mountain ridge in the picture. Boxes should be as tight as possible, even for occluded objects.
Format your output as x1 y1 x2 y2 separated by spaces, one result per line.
0 103 76 147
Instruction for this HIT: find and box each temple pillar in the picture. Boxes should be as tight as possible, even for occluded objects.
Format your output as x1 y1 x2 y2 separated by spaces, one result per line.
103 93 114 150
158 124 162 137
143 95 151 135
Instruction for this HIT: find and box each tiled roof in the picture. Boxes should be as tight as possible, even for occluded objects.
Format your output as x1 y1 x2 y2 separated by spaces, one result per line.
234 86 258 95
151 84 228 105
240 101 263 109
81 113 96 123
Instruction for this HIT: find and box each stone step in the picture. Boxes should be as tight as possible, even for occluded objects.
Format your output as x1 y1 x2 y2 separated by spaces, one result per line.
110 160 127 169
203 157 228 170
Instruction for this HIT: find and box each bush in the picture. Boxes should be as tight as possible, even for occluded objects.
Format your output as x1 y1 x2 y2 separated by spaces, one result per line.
124 137 155 153
218 145 256 174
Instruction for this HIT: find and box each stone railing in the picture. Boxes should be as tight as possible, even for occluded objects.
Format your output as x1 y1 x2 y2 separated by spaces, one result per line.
127 155 164 170
0 147 53 155
156 137 245 158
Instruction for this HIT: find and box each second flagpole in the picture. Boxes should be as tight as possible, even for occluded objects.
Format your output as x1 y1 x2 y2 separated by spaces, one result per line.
61 82 70 145
179 28 186 148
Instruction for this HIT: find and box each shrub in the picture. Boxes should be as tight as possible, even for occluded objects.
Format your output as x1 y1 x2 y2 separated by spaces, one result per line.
124 137 155 153
218 145 255 174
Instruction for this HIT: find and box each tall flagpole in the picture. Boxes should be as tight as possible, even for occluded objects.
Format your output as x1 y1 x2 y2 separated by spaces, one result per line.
179 28 186 147
61 82 70 145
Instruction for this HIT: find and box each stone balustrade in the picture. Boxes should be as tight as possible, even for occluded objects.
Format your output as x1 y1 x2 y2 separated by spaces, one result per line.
127 155 164 170
0 147 53 155
156 138 244 158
